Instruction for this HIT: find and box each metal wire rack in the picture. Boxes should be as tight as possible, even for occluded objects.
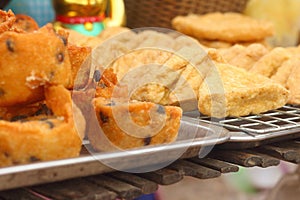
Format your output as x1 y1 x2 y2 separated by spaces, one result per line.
186 105 300 135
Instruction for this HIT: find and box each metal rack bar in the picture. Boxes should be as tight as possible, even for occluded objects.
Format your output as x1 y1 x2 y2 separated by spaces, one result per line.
2 138 300 200
194 105 300 135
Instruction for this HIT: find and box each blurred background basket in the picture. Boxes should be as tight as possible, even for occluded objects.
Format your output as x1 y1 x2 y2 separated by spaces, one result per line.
124 0 249 29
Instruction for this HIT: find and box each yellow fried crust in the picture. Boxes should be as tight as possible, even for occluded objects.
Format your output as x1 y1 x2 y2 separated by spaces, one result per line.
0 85 84 167
172 12 274 43
89 97 182 150
198 63 289 118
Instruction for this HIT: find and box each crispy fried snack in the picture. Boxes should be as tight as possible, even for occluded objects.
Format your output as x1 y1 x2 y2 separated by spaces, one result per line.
0 85 84 167
67 28 103 49
286 57 300 105
97 26 130 41
0 23 72 106
271 58 295 86
67 43 92 89
172 12 274 43
199 39 271 49
198 63 289 118
12 14 39 32
0 102 51 121
218 43 269 70
249 47 291 77
89 97 182 150
0 9 16 34
109 47 209 111
73 67 182 151
95 68 119 99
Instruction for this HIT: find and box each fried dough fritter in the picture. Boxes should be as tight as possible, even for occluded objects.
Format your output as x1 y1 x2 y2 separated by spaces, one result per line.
198 63 289 118
172 12 274 43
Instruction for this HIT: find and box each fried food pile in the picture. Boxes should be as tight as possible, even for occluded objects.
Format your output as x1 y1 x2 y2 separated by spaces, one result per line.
0 8 296 166
172 12 274 49
0 10 86 167
81 28 288 118
0 10 184 165
172 12 300 117
213 43 300 105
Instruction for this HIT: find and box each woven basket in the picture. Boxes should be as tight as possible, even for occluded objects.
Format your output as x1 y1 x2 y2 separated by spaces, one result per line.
124 0 249 29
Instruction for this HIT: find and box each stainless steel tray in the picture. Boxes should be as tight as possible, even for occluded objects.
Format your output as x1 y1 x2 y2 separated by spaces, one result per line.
0 116 229 191
184 105 300 149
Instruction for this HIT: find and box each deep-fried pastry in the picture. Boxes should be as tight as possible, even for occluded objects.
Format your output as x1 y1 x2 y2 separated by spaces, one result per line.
286 58 300 105
67 43 91 89
12 14 39 32
0 9 16 34
198 63 289 118
97 26 130 41
218 43 269 70
0 23 72 106
109 48 208 111
249 47 291 77
0 85 84 167
88 97 182 150
67 28 103 49
270 58 294 86
172 12 274 43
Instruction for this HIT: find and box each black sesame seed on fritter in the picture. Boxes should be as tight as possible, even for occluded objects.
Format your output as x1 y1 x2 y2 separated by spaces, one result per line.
6 39 14 52
10 115 28 122
59 35 68 46
49 71 55 80
56 52 64 63
42 120 54 129
38 118 48 121
4 152 9 158
105 100 116 106
144 136 152 146
157 105 165 115
0 88 5 97
99 112 109 123
34 104 53 116
29 156 41 162
93 70 101 82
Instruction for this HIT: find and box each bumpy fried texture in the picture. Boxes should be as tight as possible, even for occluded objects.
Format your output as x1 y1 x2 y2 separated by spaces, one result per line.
286 57 300 105
0 9 16 33
67 28 103 48
199 39 270 49
67 43 91 89
207 48 227 63
95 68 119 99
198 63 289 118
0 102 51 121
0 85 84 167
109 48 173 104
218 43 269 70
172 12 274 43
199 40 233 49
249 47 291 77
12 14 39 32
271 58 295 86
109 48 208 111
89 97 182 150
97 26 130 41
94 30 211 111
0 23 72 106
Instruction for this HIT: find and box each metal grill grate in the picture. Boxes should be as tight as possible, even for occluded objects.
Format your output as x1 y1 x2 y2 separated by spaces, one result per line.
190 105 300 135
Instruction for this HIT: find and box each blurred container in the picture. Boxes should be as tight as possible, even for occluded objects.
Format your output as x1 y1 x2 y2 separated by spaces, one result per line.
53 0 125 36
124 0 249 29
